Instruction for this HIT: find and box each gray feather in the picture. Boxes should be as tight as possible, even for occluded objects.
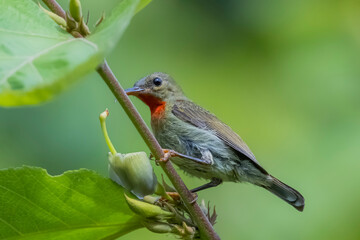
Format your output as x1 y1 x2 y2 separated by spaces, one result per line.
172 100 268 174
262 176 305 211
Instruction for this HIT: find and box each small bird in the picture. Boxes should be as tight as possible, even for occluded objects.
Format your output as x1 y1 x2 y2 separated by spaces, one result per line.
125 72 305 211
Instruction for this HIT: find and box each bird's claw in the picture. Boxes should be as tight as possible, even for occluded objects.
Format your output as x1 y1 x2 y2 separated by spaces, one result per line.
156 149 176 165
165 191 198 204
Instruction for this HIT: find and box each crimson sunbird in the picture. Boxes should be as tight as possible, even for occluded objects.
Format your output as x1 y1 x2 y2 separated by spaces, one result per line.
125 72 305 211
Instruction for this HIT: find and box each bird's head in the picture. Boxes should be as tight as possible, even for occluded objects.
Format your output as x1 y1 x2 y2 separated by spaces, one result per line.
125 72 186 110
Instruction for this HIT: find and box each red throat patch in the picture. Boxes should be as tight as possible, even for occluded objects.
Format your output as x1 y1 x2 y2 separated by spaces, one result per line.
136 94 166 118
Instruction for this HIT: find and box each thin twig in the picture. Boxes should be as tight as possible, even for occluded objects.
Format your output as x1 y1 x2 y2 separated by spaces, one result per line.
41 1 220 239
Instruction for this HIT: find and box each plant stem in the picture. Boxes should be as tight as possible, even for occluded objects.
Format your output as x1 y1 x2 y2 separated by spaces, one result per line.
99 109 117 155
42 0 66 19
41 1 220 239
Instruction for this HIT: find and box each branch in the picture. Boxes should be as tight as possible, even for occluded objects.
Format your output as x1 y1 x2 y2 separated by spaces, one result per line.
42 1 220 239
42 0 66 19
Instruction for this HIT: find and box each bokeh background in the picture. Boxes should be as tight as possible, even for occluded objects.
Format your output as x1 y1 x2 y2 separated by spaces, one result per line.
1 0 360 239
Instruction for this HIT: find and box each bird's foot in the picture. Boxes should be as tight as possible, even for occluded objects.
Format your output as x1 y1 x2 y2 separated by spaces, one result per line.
155 149 212 166
156 149 177 165
165 191 198 204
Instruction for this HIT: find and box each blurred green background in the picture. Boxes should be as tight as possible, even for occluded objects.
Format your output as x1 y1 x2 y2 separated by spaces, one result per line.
1 0 360 239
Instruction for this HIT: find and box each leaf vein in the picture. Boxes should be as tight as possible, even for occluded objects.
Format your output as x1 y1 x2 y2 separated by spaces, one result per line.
0 38 77 85
0 217 23 236
0 184 71 228
27 171 99 226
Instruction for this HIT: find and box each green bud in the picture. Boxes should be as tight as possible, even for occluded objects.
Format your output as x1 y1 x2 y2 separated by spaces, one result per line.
100 109 157 198
154 182 172 201
124 194 174 219
79 17 91 36
109 152 157 198
182 222 195 236
69 0 82 22
142 221 175 234
38 3 66 28
173 222 196 239
66 12 78 31
143 195 160 204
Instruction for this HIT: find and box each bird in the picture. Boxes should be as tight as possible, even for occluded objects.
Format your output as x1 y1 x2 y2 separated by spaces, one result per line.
125 72 305 211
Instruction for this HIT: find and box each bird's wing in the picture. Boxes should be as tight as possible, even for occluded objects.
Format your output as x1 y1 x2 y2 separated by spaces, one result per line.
172 100 267 173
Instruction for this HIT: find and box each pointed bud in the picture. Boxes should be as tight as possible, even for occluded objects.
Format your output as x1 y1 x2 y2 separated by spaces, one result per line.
142 221 176 234
66 12 78 31
79 17 91 36
182 222 195 236
143 195 160 204
124 194 174 219
174 222 196 239
69 0 82 22
99 108 109 121
38 3 66 28
154 183 172 201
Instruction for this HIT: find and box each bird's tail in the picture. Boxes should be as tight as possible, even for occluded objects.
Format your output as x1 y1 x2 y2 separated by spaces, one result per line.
261 175 305 212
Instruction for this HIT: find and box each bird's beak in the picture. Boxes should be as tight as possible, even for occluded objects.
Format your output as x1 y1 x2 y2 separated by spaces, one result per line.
125 87 144 96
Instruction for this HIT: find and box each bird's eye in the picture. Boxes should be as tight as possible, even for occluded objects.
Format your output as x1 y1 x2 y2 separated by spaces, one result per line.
153 77 162 86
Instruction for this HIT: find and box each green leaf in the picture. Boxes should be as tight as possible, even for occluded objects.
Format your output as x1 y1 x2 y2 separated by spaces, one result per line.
0 166 143 239
0 0 151 107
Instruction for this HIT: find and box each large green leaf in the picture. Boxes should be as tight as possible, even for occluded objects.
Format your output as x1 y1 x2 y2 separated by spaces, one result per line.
0 166 142 239
0 0 150 106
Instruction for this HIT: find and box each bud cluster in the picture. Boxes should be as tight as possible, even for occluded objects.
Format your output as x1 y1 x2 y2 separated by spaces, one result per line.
39 0 105 37
99 109 217 239
124 182 199 239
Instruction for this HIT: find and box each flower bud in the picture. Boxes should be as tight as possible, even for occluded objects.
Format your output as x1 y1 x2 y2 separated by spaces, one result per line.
142 221 176 234
182 222 195 236
124 194 174 219
173 222 196 239
38 3 66 28
69 0 82 22
143 195 160 204
66 12 78 31
100 109 157 198
109 152 157 198
79 17 91 36
154 182 172 201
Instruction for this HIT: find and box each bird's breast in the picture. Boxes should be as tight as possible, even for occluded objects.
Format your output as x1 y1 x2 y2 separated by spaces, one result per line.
151 103 166 119
136 94 167 118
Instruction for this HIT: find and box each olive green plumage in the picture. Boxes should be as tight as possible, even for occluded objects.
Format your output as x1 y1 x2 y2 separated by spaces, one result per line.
126 72 305 211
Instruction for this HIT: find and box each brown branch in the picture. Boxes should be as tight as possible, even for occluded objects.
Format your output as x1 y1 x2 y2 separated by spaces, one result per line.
42 0 66 19
41 1 220 239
